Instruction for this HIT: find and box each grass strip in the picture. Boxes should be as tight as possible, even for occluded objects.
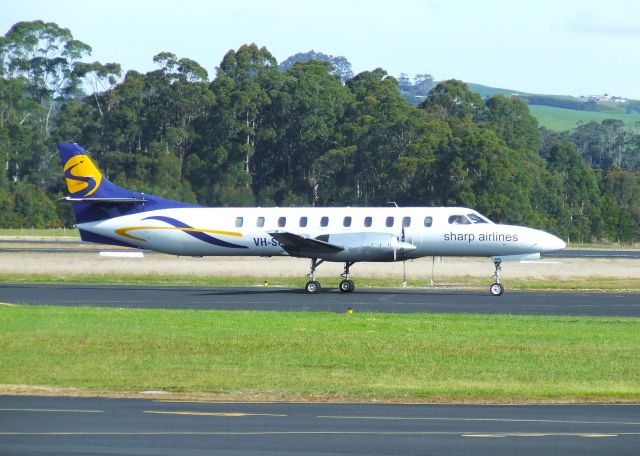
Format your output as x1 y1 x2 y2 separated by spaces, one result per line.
2 273 640 292
1 305 638 402
0 228 79 238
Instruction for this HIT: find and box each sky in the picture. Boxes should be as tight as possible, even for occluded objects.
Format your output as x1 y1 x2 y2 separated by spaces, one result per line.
2 0 640 99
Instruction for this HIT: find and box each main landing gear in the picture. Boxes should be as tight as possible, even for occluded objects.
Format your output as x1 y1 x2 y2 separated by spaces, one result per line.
490 259 504 296
304 259 356 294
304 258 324 294
339 261 356 293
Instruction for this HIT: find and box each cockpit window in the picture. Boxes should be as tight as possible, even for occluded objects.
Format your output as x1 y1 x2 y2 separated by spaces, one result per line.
467 213 489 224
448 215 471 225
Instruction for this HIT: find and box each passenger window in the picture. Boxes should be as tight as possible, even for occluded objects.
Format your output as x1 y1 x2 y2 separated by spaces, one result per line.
386 216 394 227
299 216 308 228
364 216 372 227
448 215 471 225
320 216 329 227
402 216 411 228
257 217 265 227
278 216 286 227
343 216 352 227
235 217 243 228
424 216 433 227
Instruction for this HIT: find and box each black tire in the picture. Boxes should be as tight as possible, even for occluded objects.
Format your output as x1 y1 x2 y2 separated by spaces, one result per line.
339 280 351 293
346 279 355 293
490 283 504 296
305 280 321 294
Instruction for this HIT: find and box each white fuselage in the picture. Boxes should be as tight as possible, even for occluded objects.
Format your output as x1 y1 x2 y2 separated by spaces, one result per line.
79 206 566 261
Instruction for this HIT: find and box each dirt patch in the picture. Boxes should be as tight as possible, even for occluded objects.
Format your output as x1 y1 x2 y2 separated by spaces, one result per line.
2 251 640 280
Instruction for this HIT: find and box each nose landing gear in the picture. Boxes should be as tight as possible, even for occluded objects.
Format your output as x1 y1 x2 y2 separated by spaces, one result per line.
490 259 504 296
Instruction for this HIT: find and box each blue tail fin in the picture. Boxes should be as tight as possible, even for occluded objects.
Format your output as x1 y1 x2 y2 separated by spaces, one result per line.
59 143 136 201
58 143 195 226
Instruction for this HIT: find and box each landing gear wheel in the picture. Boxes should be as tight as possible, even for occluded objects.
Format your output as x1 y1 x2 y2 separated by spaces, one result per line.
305 280 321 294
339 279 355 293
490 283 504 296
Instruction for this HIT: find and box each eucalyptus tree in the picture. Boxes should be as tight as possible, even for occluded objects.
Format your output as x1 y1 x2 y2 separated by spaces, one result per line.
419 79 485 122
150 52 213 177
312 68 440 206
193 44 281 205
1 20 92 136
546 140 602 242
279 50 354 83
600 167 640 241
253 60 353 205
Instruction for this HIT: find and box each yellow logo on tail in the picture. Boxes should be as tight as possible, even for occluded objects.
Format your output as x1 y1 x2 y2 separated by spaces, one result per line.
63 155 102 197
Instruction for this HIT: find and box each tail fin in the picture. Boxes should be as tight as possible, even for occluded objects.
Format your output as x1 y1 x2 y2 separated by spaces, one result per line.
58 143 194 227
59 143 141 201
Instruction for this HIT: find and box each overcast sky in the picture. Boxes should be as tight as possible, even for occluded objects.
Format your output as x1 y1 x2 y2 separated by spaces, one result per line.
2 0 640 98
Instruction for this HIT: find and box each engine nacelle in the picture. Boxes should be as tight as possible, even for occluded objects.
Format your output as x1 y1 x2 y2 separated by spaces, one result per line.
317 232 416 262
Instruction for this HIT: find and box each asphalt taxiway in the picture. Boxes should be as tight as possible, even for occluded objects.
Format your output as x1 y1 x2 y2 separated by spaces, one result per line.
1 396 638 456
1 283 640 316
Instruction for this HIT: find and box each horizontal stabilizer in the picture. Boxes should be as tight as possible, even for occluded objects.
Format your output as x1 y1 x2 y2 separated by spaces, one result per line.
58 196 148 204
268 231 344 256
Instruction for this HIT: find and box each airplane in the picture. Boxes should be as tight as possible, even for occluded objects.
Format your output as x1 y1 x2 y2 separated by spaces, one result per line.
58 142 566 296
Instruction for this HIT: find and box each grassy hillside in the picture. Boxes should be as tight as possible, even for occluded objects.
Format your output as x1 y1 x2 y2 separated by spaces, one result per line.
464 82 640 132
529 105 640 132
465 83 526 98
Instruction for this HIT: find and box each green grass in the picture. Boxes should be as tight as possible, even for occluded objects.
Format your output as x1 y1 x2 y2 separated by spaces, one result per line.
1 305 639 402
529 105 640 132
0 227 79 237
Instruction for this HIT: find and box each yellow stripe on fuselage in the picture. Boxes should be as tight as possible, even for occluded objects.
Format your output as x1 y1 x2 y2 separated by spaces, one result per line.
115 226 243 242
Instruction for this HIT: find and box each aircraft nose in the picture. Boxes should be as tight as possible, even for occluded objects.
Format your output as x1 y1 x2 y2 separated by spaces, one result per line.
539 232 566 253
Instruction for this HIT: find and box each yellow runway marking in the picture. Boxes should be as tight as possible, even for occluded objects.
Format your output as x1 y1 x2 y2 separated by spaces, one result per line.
0 431 636 437
463 433 618 438
0 408 103 413
144 411 286 417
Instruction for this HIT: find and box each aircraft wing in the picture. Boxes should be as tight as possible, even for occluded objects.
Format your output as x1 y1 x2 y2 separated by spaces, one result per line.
268 231 344 256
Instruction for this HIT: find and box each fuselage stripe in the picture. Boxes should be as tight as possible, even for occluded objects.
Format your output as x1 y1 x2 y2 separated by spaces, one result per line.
115 226 243 241
116 215 248 249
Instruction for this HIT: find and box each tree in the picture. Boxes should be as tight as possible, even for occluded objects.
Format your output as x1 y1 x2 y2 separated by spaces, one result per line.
398 72 434 106
600 167 640 241
1 21 92 136
572 119 632 170
150 52 213 177
311 69 441 206
546 140 602 242
419 79 485 122
485 95 542 154
253 60 352 204
73 61 121 122
279 50 354 83
192 44 281 205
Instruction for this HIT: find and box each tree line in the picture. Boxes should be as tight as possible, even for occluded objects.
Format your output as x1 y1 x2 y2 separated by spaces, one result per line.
1 20 640 243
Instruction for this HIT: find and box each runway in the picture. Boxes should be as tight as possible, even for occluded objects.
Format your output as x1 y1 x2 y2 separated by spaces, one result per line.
0 395 638 455
2 283 640 316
